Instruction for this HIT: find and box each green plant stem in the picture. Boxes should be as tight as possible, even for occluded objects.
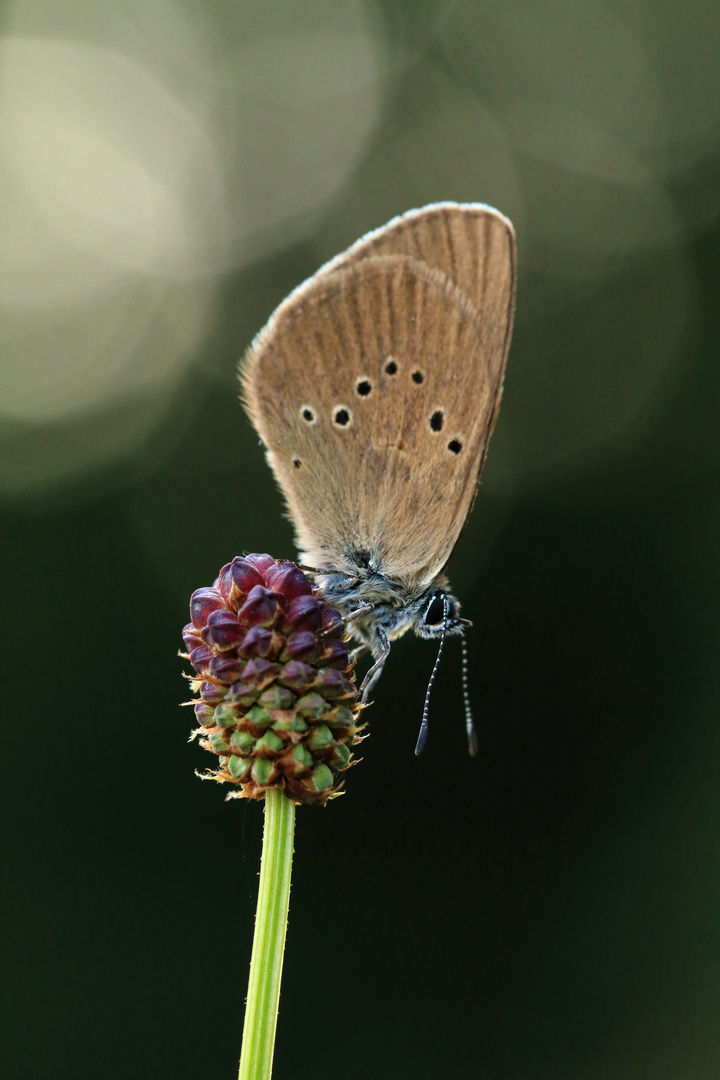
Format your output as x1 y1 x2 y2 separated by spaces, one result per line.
238 788 296 1080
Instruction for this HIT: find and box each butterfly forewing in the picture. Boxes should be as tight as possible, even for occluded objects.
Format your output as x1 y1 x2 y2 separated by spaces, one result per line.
242 204 515 583
318 202 516 343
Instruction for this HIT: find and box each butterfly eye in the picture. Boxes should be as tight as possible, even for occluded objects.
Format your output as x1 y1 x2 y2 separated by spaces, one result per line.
424 593 446 626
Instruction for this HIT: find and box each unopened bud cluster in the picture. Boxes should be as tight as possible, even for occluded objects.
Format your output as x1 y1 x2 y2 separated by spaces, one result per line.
181 554 363 804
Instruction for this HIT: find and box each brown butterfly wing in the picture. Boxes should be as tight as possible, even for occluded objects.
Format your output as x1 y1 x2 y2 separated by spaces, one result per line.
241 210 515 584
318 202 516 339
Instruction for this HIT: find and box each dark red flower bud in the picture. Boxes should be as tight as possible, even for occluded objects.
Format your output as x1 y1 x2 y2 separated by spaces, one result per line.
194 701 216 727
182 623 203 652
245 554 277 575
238 625 276 659
280 660 317 690
217 557 265 605
226 682 260 706
208 655 245 684
200 681 227 704
189 587 225 629
237 585 285 628
284 630 319 663
202 609 245 651
313 667 345 697
320 608 345 639
189 644 213 672
265 561 314 601
285 594 322 632
242 658 282 688
319 638 349 669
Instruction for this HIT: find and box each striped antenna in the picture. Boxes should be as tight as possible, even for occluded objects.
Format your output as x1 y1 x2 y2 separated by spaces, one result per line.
415 595 449 755
462 635 478 756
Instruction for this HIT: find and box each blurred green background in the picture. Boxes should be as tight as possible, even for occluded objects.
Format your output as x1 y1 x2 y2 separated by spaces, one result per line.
2 1 719 1077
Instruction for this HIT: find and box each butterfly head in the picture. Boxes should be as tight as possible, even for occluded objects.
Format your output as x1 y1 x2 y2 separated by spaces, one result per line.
414 587 469 640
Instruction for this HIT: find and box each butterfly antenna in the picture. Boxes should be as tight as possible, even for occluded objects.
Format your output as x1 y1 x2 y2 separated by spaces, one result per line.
415 595 449 755
462 634 478 757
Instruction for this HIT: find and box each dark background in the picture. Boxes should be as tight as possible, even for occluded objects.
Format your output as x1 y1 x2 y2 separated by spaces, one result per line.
2 2 720 1078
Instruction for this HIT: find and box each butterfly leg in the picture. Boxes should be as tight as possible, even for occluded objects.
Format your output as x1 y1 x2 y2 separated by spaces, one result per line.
359 628 390 704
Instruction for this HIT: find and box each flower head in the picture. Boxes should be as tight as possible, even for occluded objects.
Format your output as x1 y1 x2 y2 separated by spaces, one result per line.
181 555 363 804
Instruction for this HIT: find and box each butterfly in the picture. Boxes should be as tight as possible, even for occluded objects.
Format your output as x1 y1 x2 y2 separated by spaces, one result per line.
240 202 516 752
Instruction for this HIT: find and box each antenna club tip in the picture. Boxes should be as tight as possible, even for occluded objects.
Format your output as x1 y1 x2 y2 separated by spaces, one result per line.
468 730 479 757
